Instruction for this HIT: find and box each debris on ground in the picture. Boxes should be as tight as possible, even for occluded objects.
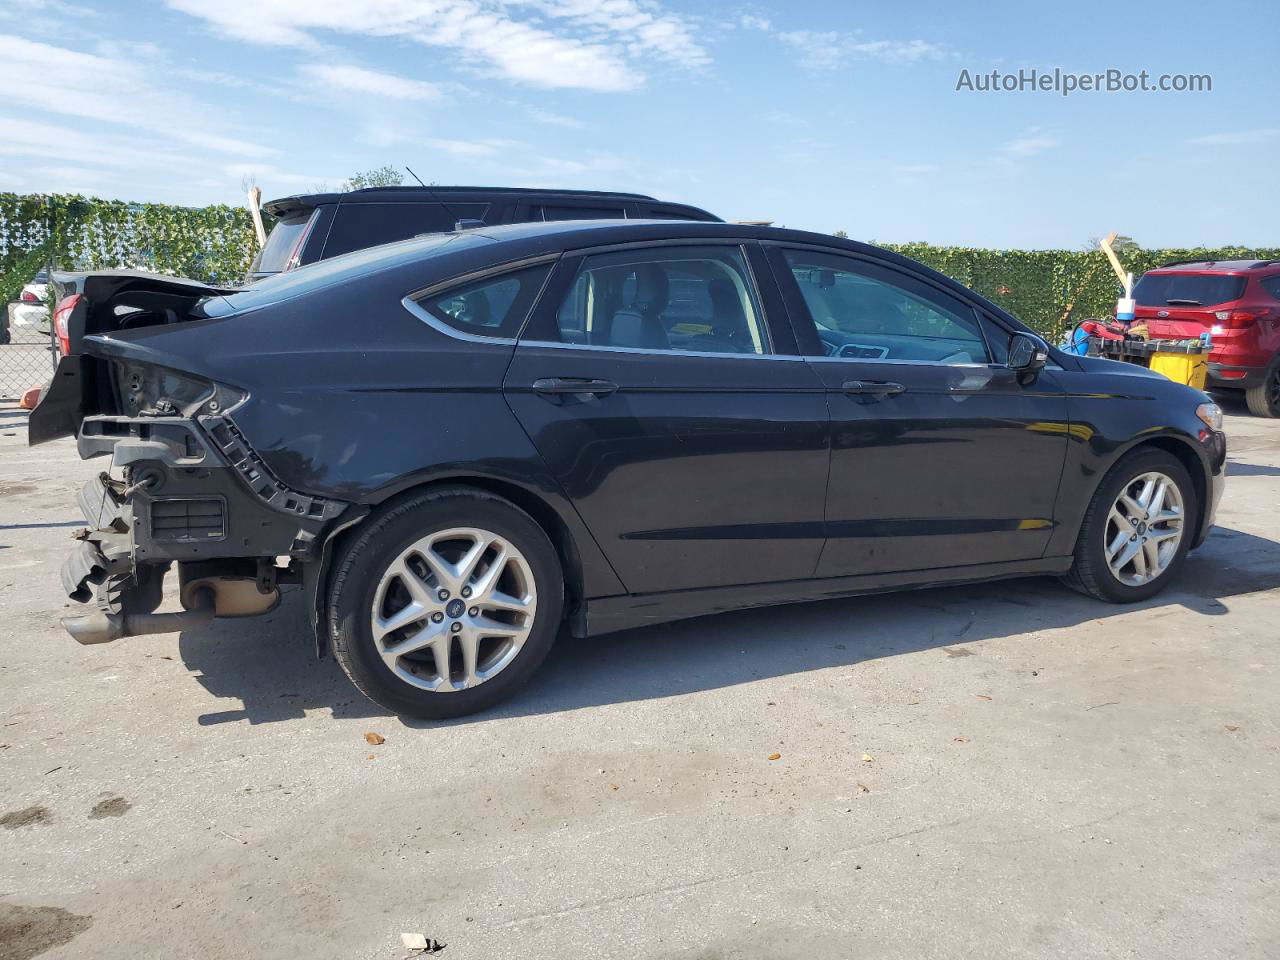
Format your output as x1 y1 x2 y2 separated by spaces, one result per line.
364 732 386 745
767 752 781 761
861 754 873 763
401 931 446 954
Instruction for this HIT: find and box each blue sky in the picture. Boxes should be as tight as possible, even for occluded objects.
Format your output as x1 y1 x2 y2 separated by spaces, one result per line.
1 0 1276 248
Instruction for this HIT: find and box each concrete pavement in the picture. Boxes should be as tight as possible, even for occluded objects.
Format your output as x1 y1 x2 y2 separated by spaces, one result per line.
1 397 1277 960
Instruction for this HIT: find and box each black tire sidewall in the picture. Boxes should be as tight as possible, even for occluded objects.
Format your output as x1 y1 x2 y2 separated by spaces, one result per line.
1245 357 1280 418
1076 449 1196 602
330 491 563 719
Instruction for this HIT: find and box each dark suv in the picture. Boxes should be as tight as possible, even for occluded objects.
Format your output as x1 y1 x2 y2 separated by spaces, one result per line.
249 186 719 280
1132 259 1280 417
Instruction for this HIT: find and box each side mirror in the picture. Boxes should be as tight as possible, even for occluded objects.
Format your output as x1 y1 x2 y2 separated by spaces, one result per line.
1007 333 1048 377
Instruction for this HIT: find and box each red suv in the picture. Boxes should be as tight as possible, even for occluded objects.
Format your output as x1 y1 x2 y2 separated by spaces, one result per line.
1131 259 1280 417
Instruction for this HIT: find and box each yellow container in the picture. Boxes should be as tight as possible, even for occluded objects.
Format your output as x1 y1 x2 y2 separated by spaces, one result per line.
1150 350 1207 390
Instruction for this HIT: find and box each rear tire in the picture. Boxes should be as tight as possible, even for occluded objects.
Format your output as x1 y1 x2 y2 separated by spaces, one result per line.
1064 448 1196 603
329 487 563 720
1244 358 1280 418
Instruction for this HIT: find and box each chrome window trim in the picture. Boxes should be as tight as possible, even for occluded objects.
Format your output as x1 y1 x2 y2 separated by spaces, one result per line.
805 355 992 370
401 296 518 346
512 339 807 362
401 253 560 344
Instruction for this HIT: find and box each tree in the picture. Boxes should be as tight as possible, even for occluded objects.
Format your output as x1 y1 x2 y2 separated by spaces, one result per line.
345 166 405 191
832 230 849 239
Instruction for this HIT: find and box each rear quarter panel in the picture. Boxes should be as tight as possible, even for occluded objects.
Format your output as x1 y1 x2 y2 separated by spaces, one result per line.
89 269 626 599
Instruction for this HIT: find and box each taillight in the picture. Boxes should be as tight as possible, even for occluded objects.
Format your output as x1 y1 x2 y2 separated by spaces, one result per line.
1214 309 1261 328
20 289 39 303
52 294 82 355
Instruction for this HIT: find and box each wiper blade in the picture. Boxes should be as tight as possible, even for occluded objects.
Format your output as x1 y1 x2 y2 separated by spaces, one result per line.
1164 298 1202 306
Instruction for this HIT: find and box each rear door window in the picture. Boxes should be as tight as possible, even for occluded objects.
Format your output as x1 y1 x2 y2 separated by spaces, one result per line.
1259 276 1280 301
253 210 317 274
324 202 488 259
549 245 768 354
1134 273 1247 306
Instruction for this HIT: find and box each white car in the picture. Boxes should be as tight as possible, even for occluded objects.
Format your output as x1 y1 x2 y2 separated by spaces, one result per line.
5 270 50 342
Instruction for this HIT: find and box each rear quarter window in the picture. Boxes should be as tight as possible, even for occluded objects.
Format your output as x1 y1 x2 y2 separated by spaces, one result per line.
413 264 552 339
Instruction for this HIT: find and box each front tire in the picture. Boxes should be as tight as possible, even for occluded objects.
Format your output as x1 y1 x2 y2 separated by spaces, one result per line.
329 487 563 720
1064 448 1196 603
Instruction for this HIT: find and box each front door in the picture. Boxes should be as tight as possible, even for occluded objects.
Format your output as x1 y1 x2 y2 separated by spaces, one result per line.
503 242 830 595
770 245 1070 578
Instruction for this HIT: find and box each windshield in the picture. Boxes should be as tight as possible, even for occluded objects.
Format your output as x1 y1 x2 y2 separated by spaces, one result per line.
251 211 317 274
1134 273 1246 307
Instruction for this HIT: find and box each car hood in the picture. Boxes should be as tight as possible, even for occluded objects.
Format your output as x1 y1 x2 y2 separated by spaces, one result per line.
1072 354 1167 380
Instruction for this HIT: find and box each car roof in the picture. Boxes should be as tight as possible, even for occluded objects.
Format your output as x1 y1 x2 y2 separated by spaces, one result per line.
233 219 1016 330
264 185 658 213
1150 259 1280 273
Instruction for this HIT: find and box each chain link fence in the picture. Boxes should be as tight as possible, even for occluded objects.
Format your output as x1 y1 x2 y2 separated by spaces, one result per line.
1 300 57 400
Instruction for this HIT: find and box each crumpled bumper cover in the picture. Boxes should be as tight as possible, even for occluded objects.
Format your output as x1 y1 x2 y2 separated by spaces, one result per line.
61 413 351 606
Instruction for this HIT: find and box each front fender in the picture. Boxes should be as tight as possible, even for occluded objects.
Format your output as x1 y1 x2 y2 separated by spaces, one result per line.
1045 371 1223 557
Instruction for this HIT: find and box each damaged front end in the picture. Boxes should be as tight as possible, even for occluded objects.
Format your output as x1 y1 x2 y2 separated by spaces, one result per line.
31 271 351 645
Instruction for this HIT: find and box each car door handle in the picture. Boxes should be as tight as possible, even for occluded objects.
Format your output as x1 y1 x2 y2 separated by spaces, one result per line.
532 377 619 397
842 379 906 396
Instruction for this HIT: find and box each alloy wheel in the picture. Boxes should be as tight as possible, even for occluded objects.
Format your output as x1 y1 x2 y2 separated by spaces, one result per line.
370 527 537 692
1104 471 1185 587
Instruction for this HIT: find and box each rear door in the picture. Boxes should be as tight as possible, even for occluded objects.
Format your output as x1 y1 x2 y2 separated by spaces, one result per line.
770 244 1070 578
502 241 830 595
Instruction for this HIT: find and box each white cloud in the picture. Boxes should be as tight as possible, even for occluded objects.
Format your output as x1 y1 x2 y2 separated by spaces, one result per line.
739 13 772 31
0 34 274 157
299 64 442 101
165 0 708 92
1002 128 1060 158
895 163 941 176
422 137 523 158
1186 128 1280 146
777 30 948 69
527 107 585 128
223 162 346 191
0 114 202 171
535 0 708 68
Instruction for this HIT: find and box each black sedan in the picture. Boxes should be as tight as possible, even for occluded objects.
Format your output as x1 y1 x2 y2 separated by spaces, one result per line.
32 221 1226 718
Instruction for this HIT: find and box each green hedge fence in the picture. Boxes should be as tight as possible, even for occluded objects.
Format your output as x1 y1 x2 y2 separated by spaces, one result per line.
2 193 1275 340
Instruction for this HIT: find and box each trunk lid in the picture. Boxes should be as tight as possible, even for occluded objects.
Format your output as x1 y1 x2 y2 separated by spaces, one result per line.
29 271 239 444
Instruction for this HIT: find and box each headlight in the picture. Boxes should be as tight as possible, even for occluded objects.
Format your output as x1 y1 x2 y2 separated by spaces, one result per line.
1196 402 1223 432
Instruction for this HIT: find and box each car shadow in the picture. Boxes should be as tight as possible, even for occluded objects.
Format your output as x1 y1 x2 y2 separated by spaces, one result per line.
176 525 1280 727
1227 461 1280 478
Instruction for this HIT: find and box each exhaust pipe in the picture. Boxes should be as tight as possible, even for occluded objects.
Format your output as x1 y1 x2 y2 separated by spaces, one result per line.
62 588 215 645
